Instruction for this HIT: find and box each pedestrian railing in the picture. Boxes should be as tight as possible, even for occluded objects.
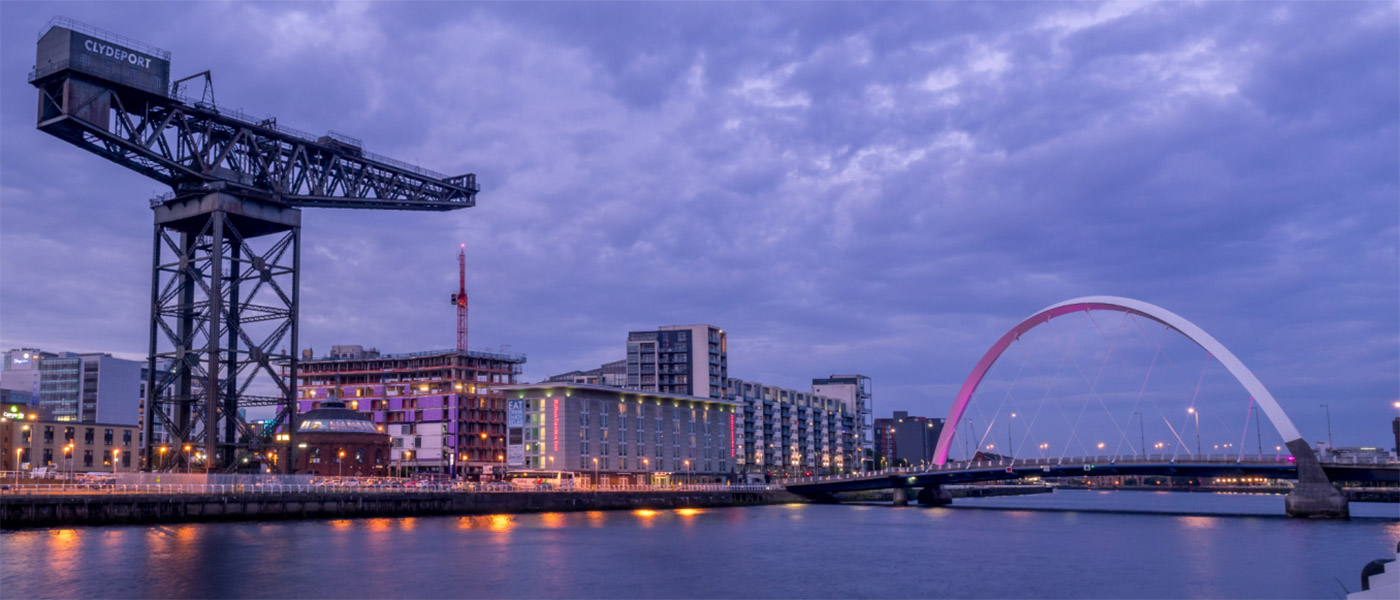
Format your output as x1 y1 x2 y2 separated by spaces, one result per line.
0 481 782 496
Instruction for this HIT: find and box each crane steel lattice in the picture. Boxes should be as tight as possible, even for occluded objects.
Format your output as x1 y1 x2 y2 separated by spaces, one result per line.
27 18 478 472
452 245 468 351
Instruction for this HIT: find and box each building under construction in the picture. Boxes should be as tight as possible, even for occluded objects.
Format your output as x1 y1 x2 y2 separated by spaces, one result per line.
294 345 524 479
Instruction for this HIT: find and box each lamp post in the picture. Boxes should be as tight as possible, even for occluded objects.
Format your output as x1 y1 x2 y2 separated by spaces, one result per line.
592 457 598 488
1006 412 1016 459
158 446 168 470
684 459 691 486
1187 407 1200 456
184 444 192 475
338 449 345 478
643 458 650 487
113 449 121 474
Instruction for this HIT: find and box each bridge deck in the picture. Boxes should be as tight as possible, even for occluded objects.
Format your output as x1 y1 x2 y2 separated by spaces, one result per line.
784 454 1399 494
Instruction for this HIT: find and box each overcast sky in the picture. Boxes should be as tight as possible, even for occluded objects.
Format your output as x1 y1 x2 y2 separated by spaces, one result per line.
2 2 1396 449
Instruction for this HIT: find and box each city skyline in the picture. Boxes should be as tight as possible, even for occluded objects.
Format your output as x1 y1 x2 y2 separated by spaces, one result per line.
1 2 1396 448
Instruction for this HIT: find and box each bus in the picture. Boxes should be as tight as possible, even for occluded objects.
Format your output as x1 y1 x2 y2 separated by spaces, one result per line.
503 471 576 490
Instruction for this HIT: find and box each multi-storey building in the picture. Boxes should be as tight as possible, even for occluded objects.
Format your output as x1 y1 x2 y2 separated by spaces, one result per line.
626 325 727 399
874 411 944 468
811 375 874 471
295 345 525 479
726 378 859 480
546 359 627 387
498 382 738 485
1 413 139 473
3 348 143 426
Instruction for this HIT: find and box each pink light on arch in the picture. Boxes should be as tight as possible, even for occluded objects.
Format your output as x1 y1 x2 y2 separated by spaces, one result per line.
932 296 1305 466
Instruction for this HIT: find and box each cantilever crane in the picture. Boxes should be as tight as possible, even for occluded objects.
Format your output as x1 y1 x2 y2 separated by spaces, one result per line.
28 18 479 472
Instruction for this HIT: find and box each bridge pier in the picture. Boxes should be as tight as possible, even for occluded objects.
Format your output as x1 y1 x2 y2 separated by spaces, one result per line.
1284 439 1349 519
891 488 910 506
917 485 952 507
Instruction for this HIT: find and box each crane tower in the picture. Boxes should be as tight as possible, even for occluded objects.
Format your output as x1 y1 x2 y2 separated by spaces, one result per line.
453 243 470 351
27 18 480 472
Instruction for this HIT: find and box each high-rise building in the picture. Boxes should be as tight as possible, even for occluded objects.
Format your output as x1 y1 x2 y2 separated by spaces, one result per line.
873 411 944 468
726 378 859 479
626 325 727 399
3 348 143 425
811 375 874 471
295 345 525 478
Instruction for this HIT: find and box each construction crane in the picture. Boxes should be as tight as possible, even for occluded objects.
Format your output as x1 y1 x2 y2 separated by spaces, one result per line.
27 18 479 472
452 245 469 352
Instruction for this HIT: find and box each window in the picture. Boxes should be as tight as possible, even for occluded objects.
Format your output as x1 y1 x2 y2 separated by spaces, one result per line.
356 449 366 464
41 449 52 465
104 429 114 446
123 431 132 447
84 428 94 444
83 450 93 467
65 427 74 442
43 427 53 444
310 447 321 464
122 453 131 468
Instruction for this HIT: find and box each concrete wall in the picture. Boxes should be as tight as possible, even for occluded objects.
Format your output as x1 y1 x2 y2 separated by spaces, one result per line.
1 489 807 529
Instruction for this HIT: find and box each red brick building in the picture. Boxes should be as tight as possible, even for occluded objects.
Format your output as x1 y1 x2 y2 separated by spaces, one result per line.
291 400 391 477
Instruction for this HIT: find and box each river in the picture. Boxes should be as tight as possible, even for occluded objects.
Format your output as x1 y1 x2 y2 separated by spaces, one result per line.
2 490 1396 599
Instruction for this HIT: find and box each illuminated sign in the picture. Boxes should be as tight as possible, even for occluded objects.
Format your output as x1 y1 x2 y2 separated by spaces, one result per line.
506 398 525 467
2 405 24 419
83 38 154 69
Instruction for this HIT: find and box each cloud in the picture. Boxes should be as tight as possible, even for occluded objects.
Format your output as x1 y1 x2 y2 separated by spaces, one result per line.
1 1 1395 448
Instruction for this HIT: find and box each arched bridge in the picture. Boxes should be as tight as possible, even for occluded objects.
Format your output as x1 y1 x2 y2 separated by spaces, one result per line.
794 296 1398 518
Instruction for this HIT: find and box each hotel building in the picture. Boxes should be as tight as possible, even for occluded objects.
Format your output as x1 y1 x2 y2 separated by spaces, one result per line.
497 382 739 485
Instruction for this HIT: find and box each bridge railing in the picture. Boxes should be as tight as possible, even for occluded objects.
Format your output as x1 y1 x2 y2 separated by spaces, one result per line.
0 480 782 496
780 453 1398 486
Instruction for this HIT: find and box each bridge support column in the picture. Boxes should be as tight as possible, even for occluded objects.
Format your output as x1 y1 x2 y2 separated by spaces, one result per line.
1284 439 1349 519
891 488 909 506
917 485 952 507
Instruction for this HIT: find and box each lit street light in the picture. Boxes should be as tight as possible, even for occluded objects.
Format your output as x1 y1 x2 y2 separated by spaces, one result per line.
1187 407 1200 456
592 457 599 488
113 449 121 474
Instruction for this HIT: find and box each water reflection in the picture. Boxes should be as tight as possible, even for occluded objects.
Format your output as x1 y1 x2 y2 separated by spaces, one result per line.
3 496 1394 600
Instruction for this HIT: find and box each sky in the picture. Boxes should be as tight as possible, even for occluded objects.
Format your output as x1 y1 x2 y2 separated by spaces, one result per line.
1 1 1396 449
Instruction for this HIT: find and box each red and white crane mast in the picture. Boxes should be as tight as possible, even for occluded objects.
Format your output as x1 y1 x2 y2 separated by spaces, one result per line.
453 244 469 351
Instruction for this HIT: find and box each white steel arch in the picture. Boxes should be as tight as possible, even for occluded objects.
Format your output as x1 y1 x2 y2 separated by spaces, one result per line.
933 296 1304 465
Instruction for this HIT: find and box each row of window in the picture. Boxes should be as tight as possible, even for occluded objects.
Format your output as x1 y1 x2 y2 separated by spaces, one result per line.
25 426 132 446
17 448 132 468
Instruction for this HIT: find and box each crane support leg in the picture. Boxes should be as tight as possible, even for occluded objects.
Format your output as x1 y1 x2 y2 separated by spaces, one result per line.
143 191 301 473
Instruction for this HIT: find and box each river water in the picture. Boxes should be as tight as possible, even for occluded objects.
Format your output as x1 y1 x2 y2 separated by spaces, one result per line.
2 490 1396 599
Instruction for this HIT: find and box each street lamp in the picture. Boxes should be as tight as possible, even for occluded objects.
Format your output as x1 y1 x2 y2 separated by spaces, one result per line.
113 449 121 474
338 449 345 478
684 459 691 486
184 444 192 475
592 457 599 488
643 458 650 486
1187 407 1200 456
1007 412 1016 459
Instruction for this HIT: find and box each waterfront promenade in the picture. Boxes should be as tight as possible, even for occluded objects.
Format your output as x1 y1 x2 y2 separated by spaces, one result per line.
0 474 798 529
